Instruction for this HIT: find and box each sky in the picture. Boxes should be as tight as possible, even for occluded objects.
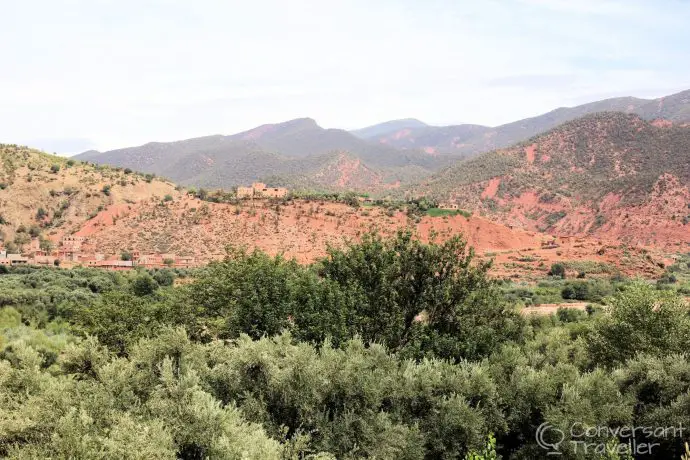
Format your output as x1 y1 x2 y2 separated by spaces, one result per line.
1 0 689 154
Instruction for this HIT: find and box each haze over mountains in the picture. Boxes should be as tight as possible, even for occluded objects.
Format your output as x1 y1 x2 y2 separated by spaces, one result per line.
75 89 690 192
354 89 690 155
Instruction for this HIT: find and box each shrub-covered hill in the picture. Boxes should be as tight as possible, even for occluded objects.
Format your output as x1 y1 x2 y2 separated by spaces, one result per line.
74 118 460 192
415 113 690 246
0 144 181 248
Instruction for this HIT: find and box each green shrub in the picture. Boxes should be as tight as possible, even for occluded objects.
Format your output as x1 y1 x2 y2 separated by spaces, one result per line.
548 262 566 279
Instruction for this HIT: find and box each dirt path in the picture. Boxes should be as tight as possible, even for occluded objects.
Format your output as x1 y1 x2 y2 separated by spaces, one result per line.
521 302 589 316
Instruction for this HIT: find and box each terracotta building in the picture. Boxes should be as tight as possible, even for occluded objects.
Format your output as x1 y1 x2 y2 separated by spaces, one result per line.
237 182 288 199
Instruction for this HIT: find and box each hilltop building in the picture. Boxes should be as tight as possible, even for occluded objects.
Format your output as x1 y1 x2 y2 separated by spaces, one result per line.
61 236 86 251
237 182 288 199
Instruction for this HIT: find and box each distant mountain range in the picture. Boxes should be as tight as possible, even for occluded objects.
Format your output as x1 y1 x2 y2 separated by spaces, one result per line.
75 89 690 191
354 89 690 156
76 118 458 191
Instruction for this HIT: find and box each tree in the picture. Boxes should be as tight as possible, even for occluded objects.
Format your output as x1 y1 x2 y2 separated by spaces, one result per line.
465 435 498 460
13 232 30 251
28 225 41 238
121 251 133 261
131 273 159 297
39 238 53 252
549 262 566 279
318 230 524 361
588 283 690 367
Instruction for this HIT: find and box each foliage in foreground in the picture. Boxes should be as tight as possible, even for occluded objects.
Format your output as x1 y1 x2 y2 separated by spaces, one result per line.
1 232 690 458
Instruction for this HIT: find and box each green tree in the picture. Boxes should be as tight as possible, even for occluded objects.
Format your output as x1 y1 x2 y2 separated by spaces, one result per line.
318 230 524 361
131 273 159 297
549 262 566 278
39 237 53 252
588 283 690 367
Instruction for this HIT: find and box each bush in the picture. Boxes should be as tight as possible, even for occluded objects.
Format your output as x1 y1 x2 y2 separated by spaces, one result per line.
50 164 60 173
548 263 566 279
102 184 112 196
130 273 159 297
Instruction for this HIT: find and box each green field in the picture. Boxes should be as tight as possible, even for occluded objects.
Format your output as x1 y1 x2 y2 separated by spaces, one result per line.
425 207 472 218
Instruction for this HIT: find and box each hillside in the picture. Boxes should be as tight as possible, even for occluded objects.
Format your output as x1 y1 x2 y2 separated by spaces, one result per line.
365 89 690 157
0 143 668 279
416 112 690 247
75 119 458 192
72 194 664 278
350 118 429 139
0 144 180 249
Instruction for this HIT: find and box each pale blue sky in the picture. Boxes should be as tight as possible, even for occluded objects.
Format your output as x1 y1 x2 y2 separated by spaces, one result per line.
1 0 689 153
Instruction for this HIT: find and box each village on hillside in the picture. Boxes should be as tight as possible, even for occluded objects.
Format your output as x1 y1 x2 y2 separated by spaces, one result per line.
0 182 295 271
0 235 195 270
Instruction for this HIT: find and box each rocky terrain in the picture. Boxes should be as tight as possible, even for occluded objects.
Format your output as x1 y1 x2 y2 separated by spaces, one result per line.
416 112 690 249
72 195 666 279
0 144 180 247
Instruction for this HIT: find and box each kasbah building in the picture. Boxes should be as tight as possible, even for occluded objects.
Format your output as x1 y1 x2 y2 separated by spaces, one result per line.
1 235 195 271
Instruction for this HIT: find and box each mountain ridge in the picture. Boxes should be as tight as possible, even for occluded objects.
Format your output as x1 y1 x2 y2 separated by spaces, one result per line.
74 89 690 192
414 112 690 247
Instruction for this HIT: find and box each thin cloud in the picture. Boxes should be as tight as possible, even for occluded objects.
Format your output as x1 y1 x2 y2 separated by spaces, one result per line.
0 0 688 152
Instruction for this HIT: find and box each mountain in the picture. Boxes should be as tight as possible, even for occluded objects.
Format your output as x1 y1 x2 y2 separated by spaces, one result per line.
634 89 690 122
415 112 690 247
75 89 690 193
0 144 180 248
350 118 429 139
364 90 690 157
76 119 460 191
